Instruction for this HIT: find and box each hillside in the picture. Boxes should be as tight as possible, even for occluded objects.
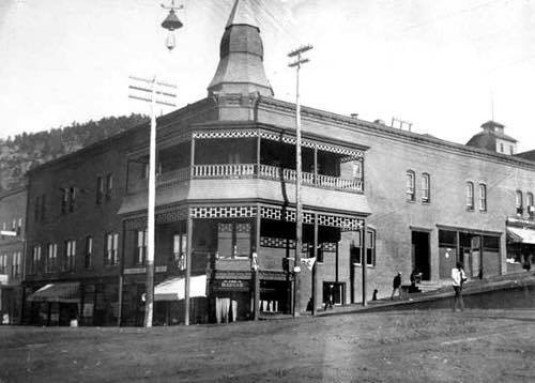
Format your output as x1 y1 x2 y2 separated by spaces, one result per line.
0 114 148 192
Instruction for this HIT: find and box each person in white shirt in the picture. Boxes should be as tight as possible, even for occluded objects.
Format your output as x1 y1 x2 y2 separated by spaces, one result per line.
451 262 467 312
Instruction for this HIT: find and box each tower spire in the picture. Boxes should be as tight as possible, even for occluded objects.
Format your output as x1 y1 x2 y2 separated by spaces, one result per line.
207 0 274 97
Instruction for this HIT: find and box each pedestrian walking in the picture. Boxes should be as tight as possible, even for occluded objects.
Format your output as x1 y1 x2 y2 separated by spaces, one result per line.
391 272 402 300
451 262 467 312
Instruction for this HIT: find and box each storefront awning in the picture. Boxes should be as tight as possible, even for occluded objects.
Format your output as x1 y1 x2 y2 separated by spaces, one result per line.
154 275 207 301
27 282 80 303
507 227 535 245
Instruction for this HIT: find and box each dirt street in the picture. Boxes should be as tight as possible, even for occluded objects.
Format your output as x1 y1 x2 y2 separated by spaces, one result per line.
1 309 534 382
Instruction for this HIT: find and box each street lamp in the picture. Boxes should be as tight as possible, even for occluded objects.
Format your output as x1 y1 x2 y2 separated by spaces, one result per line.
161 1 184 51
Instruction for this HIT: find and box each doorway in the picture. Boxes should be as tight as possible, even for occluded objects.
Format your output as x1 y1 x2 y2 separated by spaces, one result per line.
412 231 431 280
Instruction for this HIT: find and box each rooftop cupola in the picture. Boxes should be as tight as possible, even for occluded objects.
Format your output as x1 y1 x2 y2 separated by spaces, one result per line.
207 0 274 97
466 120 518 155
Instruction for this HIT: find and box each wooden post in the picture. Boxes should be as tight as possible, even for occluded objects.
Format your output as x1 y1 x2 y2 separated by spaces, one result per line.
361 221 367 306
312 213 318 315
184 214 193 326
253 208 261 320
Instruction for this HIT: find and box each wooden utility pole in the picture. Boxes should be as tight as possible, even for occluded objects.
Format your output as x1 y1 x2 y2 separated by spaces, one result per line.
288 44 313 317
128 76 177 327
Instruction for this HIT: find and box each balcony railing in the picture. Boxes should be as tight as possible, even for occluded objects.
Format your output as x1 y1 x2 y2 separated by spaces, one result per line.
128 164 363 194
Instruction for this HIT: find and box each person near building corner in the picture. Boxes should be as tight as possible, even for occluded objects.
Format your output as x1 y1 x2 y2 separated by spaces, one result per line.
451 262 467 312
391 272 402 300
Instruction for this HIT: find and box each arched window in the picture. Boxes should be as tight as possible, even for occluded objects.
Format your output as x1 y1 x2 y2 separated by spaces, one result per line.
466 182 474 210
422 173 430 203
406 171 415 201
478 184 487 212
516 190 523 214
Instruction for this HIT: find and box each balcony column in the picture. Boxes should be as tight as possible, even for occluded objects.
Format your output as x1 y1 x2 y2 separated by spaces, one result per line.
253 205 261 320
190 137 196 178
312 213 318 315
184 213 193 325
256 134 261 177
313 145 318 184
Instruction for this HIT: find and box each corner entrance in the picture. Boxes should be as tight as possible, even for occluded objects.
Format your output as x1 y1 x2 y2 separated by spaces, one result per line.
412 231 431 281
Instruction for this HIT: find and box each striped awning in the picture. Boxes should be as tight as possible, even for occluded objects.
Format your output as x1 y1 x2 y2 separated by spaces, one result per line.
27 282 80 303
154 275 207 301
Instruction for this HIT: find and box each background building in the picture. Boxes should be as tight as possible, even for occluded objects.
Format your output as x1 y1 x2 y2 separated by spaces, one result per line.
0 187 26 324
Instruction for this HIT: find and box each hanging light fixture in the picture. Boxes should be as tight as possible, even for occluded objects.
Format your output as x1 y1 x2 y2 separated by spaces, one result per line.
161 1 184 51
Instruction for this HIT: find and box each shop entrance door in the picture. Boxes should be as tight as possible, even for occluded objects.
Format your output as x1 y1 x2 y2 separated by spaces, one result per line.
412 231 431 280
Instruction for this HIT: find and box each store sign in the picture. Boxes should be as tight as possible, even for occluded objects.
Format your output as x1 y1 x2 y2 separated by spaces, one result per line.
214 279 250 292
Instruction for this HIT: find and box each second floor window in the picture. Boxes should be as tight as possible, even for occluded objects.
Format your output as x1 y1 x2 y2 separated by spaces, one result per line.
516 190 523 214
105 233 119 266
61 188 68 214
46 243 58 273
69 187 76 212
85 236 93 269
64 240 76 272
11 252 21 278
406 171 415 201
136 229 148 265
479 184 487 212
105 174 113 200
96 177 104 205
466 182 474 210
527 193 534 217
31 245 41 274
422 173 430 203
0 254 7 274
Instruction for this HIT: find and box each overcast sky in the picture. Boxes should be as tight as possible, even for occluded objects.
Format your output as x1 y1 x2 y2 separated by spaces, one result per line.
1 0 534 151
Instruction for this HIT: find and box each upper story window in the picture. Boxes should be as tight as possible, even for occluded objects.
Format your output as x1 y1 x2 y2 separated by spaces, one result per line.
105 232 119 266
96 176 104 205
499 143 504 153
478 184 487 212
69 187 76 212
85 236 93 269
45 243 58 274
466 182 475 211
11 252 21 278
516 190 523 214
61 188 68 214
17 218 22 236
136 229 148 265
0 254 7 274
105 173 113 200
64 240 76 272
421 173 430 203
406 171 415 201
527 192 534 217
31 245 41 274
34 194 46 222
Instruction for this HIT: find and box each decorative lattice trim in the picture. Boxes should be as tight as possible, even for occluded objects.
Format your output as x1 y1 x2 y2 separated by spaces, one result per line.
260 206 363 230
193 130 258 140
192 129 364 158
190 206 257 219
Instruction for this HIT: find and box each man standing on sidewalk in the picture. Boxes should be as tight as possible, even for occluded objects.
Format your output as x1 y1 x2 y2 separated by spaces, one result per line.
451 262 467 312
391 272 402 300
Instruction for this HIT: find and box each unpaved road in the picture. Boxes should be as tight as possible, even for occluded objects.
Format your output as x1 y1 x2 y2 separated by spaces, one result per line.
1 309 534 382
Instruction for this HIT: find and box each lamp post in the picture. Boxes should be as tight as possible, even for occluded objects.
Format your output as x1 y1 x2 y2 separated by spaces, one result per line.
288 44 313 317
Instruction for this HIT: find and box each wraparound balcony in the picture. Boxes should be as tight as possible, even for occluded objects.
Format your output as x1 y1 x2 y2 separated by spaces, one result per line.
128 164 363 194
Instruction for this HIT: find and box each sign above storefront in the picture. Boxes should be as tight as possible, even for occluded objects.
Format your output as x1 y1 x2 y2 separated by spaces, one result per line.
213 279 250 292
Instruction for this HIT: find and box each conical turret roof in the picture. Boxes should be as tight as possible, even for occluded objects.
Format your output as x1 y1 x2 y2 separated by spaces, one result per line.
207 0 274 97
